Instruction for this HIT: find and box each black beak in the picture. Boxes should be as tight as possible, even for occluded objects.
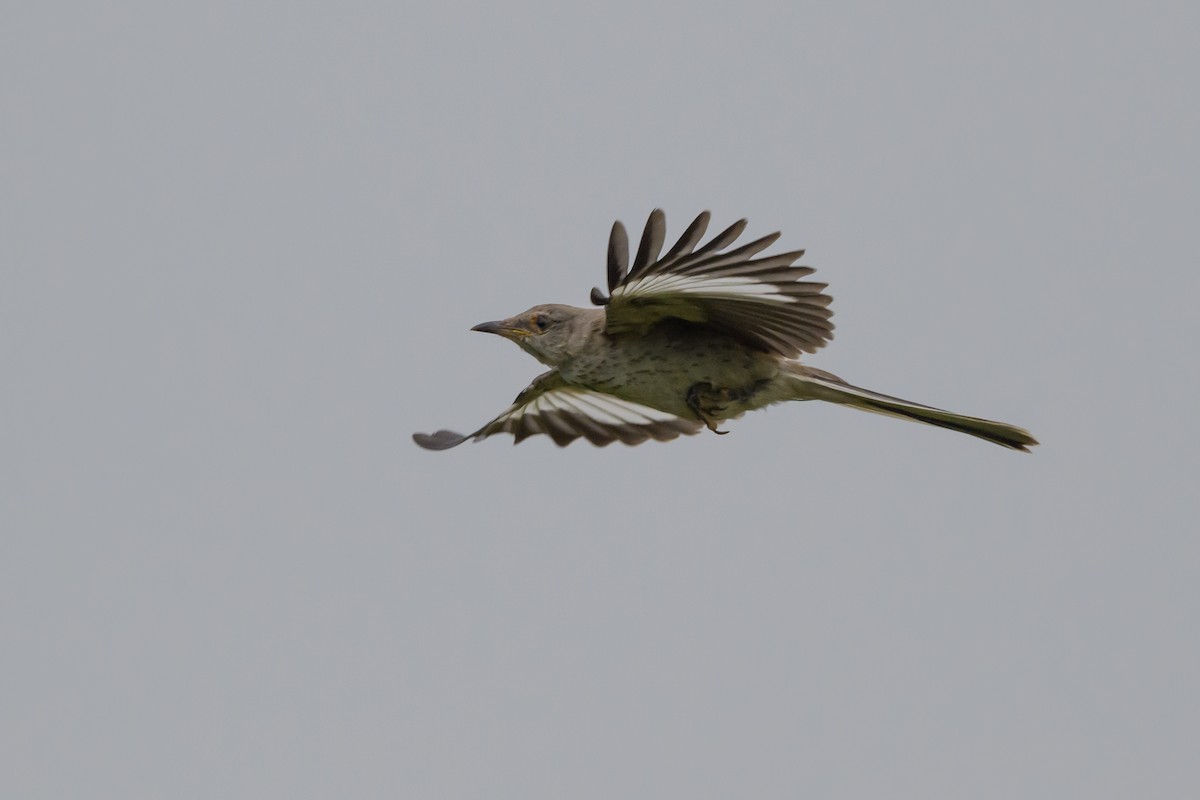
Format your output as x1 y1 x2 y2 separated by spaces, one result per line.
471 319 531 340
470 320 508 335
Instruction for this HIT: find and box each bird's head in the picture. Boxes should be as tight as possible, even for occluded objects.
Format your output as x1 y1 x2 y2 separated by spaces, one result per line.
471 304 591 367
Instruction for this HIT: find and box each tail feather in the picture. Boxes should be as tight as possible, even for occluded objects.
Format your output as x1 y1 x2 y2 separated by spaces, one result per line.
788 365 1038 452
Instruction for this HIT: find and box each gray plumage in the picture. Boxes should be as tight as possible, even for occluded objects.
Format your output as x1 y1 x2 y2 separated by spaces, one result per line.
413 210 1038 452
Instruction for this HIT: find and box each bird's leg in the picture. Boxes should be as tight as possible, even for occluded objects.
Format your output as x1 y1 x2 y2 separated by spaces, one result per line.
686 380 772 434
686 382 731 434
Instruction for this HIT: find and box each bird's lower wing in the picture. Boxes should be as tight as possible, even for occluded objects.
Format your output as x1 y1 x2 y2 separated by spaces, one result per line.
413 371 703 450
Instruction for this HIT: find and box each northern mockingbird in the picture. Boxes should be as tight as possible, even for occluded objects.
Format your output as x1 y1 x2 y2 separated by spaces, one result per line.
413 210 1037 452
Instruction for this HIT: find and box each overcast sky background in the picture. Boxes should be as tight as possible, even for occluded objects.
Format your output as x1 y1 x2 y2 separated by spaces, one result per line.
4 2 1198 798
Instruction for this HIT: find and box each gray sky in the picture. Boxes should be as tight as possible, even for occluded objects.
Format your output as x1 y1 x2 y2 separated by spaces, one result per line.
4 2 1198 798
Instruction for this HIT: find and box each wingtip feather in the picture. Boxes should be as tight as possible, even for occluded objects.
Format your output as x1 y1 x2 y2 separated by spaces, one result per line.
412 430 470 450
608 220 629 292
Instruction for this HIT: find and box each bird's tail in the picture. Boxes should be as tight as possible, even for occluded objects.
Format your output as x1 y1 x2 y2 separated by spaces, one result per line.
784 364 1038 452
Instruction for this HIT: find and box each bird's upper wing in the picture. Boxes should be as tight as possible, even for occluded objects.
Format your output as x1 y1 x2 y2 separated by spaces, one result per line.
413 371 703 450
591 209 834 356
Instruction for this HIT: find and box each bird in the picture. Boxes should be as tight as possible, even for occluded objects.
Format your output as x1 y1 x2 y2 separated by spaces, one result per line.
413 210 1038 452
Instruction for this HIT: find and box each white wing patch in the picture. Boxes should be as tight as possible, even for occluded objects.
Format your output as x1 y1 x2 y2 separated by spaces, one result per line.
614 274 796 302
504 386 688 432
553 388 680 424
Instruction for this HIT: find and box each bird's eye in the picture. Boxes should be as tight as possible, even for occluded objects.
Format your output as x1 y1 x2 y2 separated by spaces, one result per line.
533 314 549 331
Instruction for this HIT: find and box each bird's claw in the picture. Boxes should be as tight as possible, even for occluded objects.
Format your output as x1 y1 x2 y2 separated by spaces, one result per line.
686 382 730 435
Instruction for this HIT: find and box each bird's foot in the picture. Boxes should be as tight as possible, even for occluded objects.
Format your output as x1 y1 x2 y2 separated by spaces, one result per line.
686 382 731 434
686 380 772 435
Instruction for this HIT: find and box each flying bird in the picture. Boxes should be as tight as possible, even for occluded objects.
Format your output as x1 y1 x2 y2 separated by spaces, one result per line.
413 210 1037 452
